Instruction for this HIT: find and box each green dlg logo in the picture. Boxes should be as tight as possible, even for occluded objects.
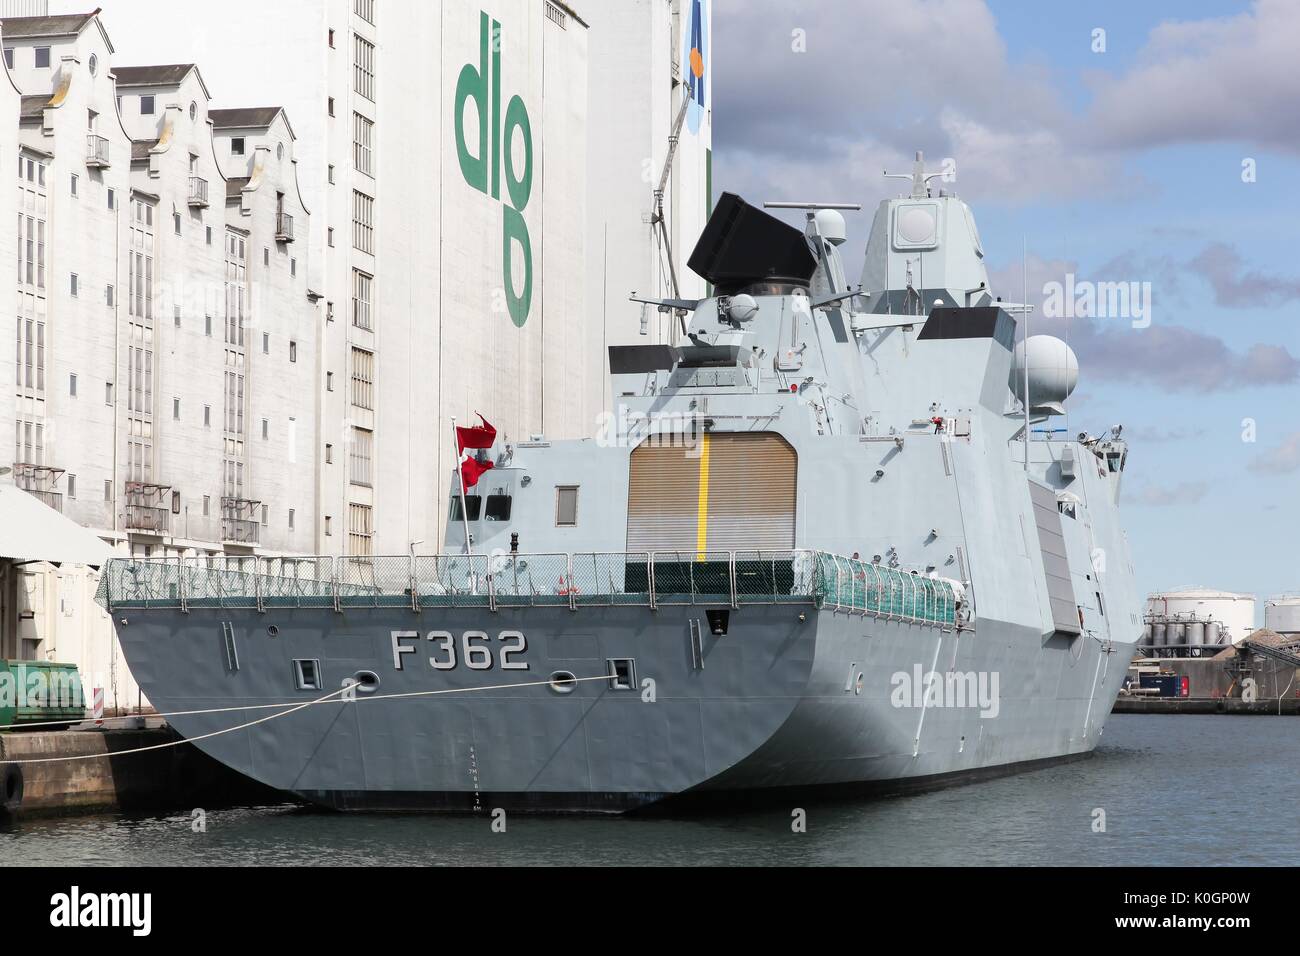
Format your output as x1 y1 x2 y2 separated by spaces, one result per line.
455 10 533 328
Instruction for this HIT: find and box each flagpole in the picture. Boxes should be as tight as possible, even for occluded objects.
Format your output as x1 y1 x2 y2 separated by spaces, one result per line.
452 416 473 556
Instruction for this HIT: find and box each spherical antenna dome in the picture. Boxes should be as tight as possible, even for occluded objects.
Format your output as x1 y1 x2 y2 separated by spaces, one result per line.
813 208 847 246
727 293 759 324
1010 335 1078 411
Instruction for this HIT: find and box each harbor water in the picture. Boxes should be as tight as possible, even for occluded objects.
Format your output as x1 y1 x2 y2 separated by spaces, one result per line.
2 714 1295 866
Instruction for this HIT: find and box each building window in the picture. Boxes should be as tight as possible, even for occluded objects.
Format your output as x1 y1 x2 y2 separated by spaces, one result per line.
105 284 114 306
288 508 295 530
68 475 76 499
173 397 180 420
34 47 50 69
105 480 113 502
140 95 155 115
325 444 333 464
70 174 78 197
203 404 211 427
289 340 298 363
328 164 336 184
70 274 79 297
327 97 335 117
19 216 46 290
205 315 212 336
203 495 210 516
350 427 373 486
354 34 376 101
352 190 374 253
261 503 269 525
231 137 245 156
347 503 373 556
326 301 335 322
263 247 269 267
262 331 269 354
69 373 77 397
206 225 213 246
107 188 115 209
171 491 181 514
174 211 182 235
353 112 374 176
16 319 46 391
352 269 373 329
350 347 374 409
324 515 332 536
355 0 376 25
174 308 181 328
328 28 336 47
105 382 114 405
327 227 334 247
291 258 297 277
261 418 268 440
326 371 334 391
556 486 579 526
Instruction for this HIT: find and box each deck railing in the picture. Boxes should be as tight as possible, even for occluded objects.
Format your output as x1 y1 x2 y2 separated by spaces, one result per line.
95 551 963 628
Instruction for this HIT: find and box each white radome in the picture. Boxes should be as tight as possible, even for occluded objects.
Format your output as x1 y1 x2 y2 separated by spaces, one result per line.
1010 335 1079 409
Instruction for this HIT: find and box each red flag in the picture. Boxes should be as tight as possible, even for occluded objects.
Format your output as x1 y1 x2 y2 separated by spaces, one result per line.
456 414 497 455
460 455 495 489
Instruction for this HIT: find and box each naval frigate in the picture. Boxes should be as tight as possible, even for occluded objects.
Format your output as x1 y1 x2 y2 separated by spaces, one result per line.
96 154 1142 813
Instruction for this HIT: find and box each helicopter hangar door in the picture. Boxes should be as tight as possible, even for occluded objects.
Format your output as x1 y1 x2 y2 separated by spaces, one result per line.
626 433 797 554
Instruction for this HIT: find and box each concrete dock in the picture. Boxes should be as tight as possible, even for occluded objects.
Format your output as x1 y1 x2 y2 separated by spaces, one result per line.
1113 696 1300 715
0 718 285 820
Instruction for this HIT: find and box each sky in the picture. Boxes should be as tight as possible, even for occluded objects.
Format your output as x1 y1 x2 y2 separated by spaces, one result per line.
711 0 1300 621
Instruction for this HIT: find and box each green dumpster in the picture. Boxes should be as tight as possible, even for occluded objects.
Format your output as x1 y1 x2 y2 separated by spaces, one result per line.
0 661 85 730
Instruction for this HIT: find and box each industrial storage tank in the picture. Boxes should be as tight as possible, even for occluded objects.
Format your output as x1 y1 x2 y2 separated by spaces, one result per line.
1152 622 1167 648
1205 621 1223 645
1147 589 1257 644
1186 620 1206 646
1264 595 1300 637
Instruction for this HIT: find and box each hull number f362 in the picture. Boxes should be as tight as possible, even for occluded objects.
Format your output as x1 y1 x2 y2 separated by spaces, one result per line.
391 630 528 672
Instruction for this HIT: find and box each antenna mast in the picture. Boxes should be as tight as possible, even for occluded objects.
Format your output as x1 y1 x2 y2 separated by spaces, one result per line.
650 84 695 337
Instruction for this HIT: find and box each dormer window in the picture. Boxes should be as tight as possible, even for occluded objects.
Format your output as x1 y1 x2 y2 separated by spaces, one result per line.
34 47 50 69
140 95 155 115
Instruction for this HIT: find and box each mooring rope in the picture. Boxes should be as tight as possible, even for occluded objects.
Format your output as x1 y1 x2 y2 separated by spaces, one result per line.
0 674 612 765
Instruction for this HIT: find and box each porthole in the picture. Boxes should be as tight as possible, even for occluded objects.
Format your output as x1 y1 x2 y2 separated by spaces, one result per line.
549 670 577 694
266 624 280 637
189 101 197 121
88 54 97 76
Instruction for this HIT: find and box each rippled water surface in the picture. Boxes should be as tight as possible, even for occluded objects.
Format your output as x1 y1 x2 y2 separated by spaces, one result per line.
2 715 1295 866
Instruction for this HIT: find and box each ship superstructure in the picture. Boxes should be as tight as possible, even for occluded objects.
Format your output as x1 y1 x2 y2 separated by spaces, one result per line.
95 158 1142 812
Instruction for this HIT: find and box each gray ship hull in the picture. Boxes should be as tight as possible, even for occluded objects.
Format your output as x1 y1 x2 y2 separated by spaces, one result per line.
114 601 1134 813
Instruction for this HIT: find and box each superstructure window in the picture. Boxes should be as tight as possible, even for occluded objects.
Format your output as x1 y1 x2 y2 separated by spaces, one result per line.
485 494 512 522
555 486 578 527
449 494 482 522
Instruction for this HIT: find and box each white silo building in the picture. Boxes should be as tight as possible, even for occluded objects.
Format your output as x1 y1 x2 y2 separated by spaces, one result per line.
1146 588 1257 648
1264 595 1300 638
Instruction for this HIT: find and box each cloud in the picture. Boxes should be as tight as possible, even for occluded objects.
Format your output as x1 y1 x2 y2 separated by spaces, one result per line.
1128 482 1209 507
1248 431 1300 475
1085 0 1300 153
1189 243 1300 308
987 254 1300 391
712 0 1124 211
